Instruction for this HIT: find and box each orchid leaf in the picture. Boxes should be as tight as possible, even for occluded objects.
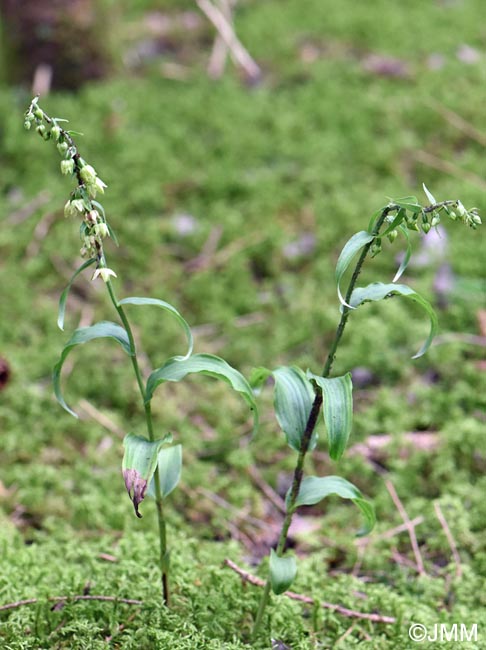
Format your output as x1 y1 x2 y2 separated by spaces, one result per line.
53 321 131 417
118 297 193 358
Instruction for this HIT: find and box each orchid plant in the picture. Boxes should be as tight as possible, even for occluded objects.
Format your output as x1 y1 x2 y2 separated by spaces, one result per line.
24 97 257 607
24 97 480 642
248 191 480 639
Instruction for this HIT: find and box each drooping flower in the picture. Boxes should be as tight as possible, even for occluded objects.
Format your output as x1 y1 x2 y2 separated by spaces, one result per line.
92 267 117 282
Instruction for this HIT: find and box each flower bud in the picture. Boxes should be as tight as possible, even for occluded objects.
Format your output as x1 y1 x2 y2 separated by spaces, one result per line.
387 229 398 243
36 124 46 137
94 222 109 238
94 177 107 195
64 199 85 218
456 201 466 217
34 107 43 120
60 159 74 175
24 120 31 130
80 164 97 185
472 213 482 225
51 125 61 141
57 141 69 156
86 210 100 224
422 221 431 234
370 238 382 257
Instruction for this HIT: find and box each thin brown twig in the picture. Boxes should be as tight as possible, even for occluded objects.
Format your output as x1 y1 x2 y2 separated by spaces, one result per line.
25 210 57 258
7 190 51 224
207 0 236 78
245 465 287 515
414 150 486 191
427 100 486 147
224 559 396 624
334 622 357 646
0 595 143 613
78 399 125 437
195 0 261 80
433 501 463 578
356 515 424 546
385 480 426 576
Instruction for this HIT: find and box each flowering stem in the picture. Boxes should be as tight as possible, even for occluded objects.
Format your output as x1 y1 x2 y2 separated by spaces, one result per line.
105 279 171 607
251 207 391 641
24 99 171 607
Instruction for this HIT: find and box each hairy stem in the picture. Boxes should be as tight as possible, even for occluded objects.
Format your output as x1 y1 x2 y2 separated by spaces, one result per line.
106 280 170 607
251 206 392 641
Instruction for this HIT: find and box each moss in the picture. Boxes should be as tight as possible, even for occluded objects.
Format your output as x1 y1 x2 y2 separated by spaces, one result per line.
1 0 485 646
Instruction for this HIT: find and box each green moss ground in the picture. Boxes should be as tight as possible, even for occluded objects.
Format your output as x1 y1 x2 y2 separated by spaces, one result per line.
1 0 485 647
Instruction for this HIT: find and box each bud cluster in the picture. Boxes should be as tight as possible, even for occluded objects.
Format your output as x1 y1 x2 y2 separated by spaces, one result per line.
24 97 114 282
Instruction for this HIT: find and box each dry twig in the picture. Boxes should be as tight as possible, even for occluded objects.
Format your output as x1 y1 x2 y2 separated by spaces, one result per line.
0 595 142 613
208 0 236 78
414 150 486 191
7 190 51 224
385 480 426 576
195 0 261 81
433 501 463 578
245 465 287 515
427 100 486 147
224 559 396 624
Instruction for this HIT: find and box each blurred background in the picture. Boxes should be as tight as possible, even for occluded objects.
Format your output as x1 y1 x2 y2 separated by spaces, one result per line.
0 1 485 647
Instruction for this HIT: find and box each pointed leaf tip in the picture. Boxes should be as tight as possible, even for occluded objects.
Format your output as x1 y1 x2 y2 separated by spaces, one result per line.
422 183 437 205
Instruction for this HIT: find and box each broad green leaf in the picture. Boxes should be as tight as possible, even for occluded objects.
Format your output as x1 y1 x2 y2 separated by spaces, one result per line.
393 224 412 282
273 367 316 452
269 549 297 595
335 231 374 308
118 296 193 358
308 372 353 461
57 258 96 330
290 475 375 535
53 321 131 417
422 183 436 205
122 433 168 517
148 444 182 498
393 196 422 213
145 353 258 431
348 282 438 358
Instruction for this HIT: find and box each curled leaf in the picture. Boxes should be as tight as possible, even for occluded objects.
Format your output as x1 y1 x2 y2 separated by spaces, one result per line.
118 296 194 359
335 231 374 308
289 475 375 536
57 258 96 330
348 282 438 358
393 224 412 282
146 353 258 432
53 321 131 417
